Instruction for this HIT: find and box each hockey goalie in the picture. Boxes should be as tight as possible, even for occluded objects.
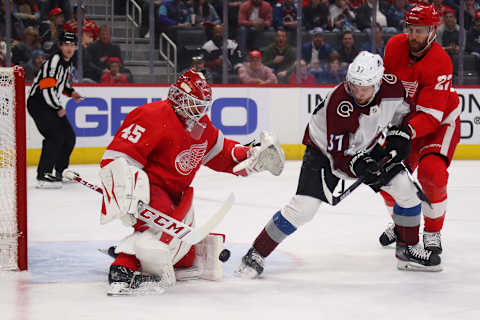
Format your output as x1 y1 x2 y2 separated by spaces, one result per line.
99 69 285 295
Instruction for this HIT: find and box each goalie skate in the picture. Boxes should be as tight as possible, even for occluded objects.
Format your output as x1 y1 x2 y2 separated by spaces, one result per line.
396 242 442 272
107 265 166 296
235 247 264 279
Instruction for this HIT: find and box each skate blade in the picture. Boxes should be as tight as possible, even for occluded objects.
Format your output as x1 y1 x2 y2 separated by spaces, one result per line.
397 260 443 272
36 182 62 189
107 283 166 296
234 263 261 279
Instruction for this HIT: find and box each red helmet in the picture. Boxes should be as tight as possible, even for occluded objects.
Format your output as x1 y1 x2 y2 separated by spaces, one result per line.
168 69 212 123
405 4 440 26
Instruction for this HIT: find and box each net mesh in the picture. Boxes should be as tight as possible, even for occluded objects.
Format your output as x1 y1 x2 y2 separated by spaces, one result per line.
0 68 19 270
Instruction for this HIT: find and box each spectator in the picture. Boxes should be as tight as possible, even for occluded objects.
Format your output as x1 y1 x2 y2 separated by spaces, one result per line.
38 0 72 21
316 52 346 84
39 7 64 54
355 0 388 31
12 26 41 65
361 23 386 57
87 24 124 82
74 24 101 83
1 0 25 40
273 0 297 30
466 10 480 56
262 29 296 82
328 0 356 31
438 8 464 56
201 24 243 83
23 48 46 81
238 0 273 54
212 0 243 39
387 0 410 33
189 0 220 26
0 39 7 66
432 0 453 25
64 3 99 40
303 0 329 31
157 0 192 29
302 27 334 68
289 59 316 84
100 57 129 84
13 0 40 28
337 30 360 67
461 0 480 30
238 49 277 84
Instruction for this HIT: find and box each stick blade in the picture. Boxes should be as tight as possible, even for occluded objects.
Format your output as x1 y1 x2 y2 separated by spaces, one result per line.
182 193 235 245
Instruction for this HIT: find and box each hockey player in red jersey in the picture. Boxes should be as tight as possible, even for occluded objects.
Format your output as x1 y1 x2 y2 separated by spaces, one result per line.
378 4 460 255
236 51 442 279
98 69 285 295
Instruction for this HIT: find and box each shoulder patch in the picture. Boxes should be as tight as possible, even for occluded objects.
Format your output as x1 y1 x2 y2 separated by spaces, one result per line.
383 74 397 84
337 101 354 118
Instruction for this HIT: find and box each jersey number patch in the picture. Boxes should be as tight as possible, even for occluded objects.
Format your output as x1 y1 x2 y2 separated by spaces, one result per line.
434 74 452 91
120 124 146 143
327 134 344 152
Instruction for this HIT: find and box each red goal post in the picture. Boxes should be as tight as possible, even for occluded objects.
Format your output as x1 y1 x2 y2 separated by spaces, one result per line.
0 66 27 271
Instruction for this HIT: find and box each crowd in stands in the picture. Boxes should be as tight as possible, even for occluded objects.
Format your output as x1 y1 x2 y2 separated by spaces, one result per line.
0 0 131 83
1 0 480 84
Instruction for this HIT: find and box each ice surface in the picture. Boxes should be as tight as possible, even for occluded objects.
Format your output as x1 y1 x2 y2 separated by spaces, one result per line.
1 161 479 320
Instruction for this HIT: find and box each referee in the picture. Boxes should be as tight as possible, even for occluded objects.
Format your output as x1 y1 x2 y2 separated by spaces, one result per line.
27 31 82 189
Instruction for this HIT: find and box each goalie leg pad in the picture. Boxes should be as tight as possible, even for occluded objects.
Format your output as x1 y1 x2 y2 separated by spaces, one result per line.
135 230 176 288
194 234 225 281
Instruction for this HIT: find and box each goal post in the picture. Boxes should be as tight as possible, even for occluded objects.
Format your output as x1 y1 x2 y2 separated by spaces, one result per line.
0 66 27 271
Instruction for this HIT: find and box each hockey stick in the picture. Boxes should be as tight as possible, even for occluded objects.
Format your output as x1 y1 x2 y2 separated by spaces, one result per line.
401 164 433 209
64 171 235 245
321 151 396 206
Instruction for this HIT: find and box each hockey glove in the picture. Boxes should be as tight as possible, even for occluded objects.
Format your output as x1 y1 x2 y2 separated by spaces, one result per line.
350 153 386 186
384 125 412 163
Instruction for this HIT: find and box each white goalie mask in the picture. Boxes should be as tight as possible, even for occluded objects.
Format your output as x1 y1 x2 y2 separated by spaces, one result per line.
168 69 212 127
345 51 384 106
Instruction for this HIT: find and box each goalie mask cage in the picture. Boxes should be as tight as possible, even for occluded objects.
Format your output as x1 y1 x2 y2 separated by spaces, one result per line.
0 66 27 271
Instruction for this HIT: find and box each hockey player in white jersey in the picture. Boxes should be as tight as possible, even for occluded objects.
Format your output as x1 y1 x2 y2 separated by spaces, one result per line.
236 51 442 279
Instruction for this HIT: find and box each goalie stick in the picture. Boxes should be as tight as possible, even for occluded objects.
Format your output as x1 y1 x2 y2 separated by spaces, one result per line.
64 171 235 245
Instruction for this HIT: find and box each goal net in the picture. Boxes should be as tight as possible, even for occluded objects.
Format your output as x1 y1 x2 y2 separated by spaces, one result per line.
0 67 27 271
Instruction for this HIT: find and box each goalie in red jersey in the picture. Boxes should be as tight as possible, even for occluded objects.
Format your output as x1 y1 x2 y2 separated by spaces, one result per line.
98 69 285 295
378 4 461 256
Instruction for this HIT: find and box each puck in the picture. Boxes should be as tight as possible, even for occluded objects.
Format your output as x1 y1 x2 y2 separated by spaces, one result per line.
219 249 231 262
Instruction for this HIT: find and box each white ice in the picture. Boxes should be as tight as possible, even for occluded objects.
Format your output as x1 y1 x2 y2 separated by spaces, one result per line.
2 160 480 320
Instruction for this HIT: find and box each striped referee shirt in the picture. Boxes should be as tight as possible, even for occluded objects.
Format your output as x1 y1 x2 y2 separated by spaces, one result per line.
28 52 75 110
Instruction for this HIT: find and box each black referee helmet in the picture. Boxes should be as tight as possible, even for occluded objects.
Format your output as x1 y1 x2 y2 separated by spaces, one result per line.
59 31 77 44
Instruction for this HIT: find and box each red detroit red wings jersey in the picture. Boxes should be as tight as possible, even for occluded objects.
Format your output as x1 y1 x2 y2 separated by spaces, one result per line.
103 100 243 200
303 77 415 179
383 34 460 136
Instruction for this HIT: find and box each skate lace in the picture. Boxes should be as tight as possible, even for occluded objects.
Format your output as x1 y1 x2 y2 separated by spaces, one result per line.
249 248 264 266
424 232 441 247
408 245 431 261
384 223 396 240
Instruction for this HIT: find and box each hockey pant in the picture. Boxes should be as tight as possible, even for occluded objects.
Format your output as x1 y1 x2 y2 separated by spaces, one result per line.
380 120 460 232
253 146 423 258
27 96 76 178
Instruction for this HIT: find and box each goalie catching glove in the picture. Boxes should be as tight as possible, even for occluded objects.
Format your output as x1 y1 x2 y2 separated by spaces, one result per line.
99 157 150 226
233 131 285 177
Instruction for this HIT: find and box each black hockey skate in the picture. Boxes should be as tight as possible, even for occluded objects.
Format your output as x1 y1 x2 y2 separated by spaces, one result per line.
379 223 397 246
395 241 442 272
107 265 165 296
423 231 442 254
235 247 264 278
36 173 62 189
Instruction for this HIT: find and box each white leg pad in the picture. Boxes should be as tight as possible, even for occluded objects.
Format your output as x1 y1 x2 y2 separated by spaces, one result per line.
134 230 176 287
194 234 224 281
